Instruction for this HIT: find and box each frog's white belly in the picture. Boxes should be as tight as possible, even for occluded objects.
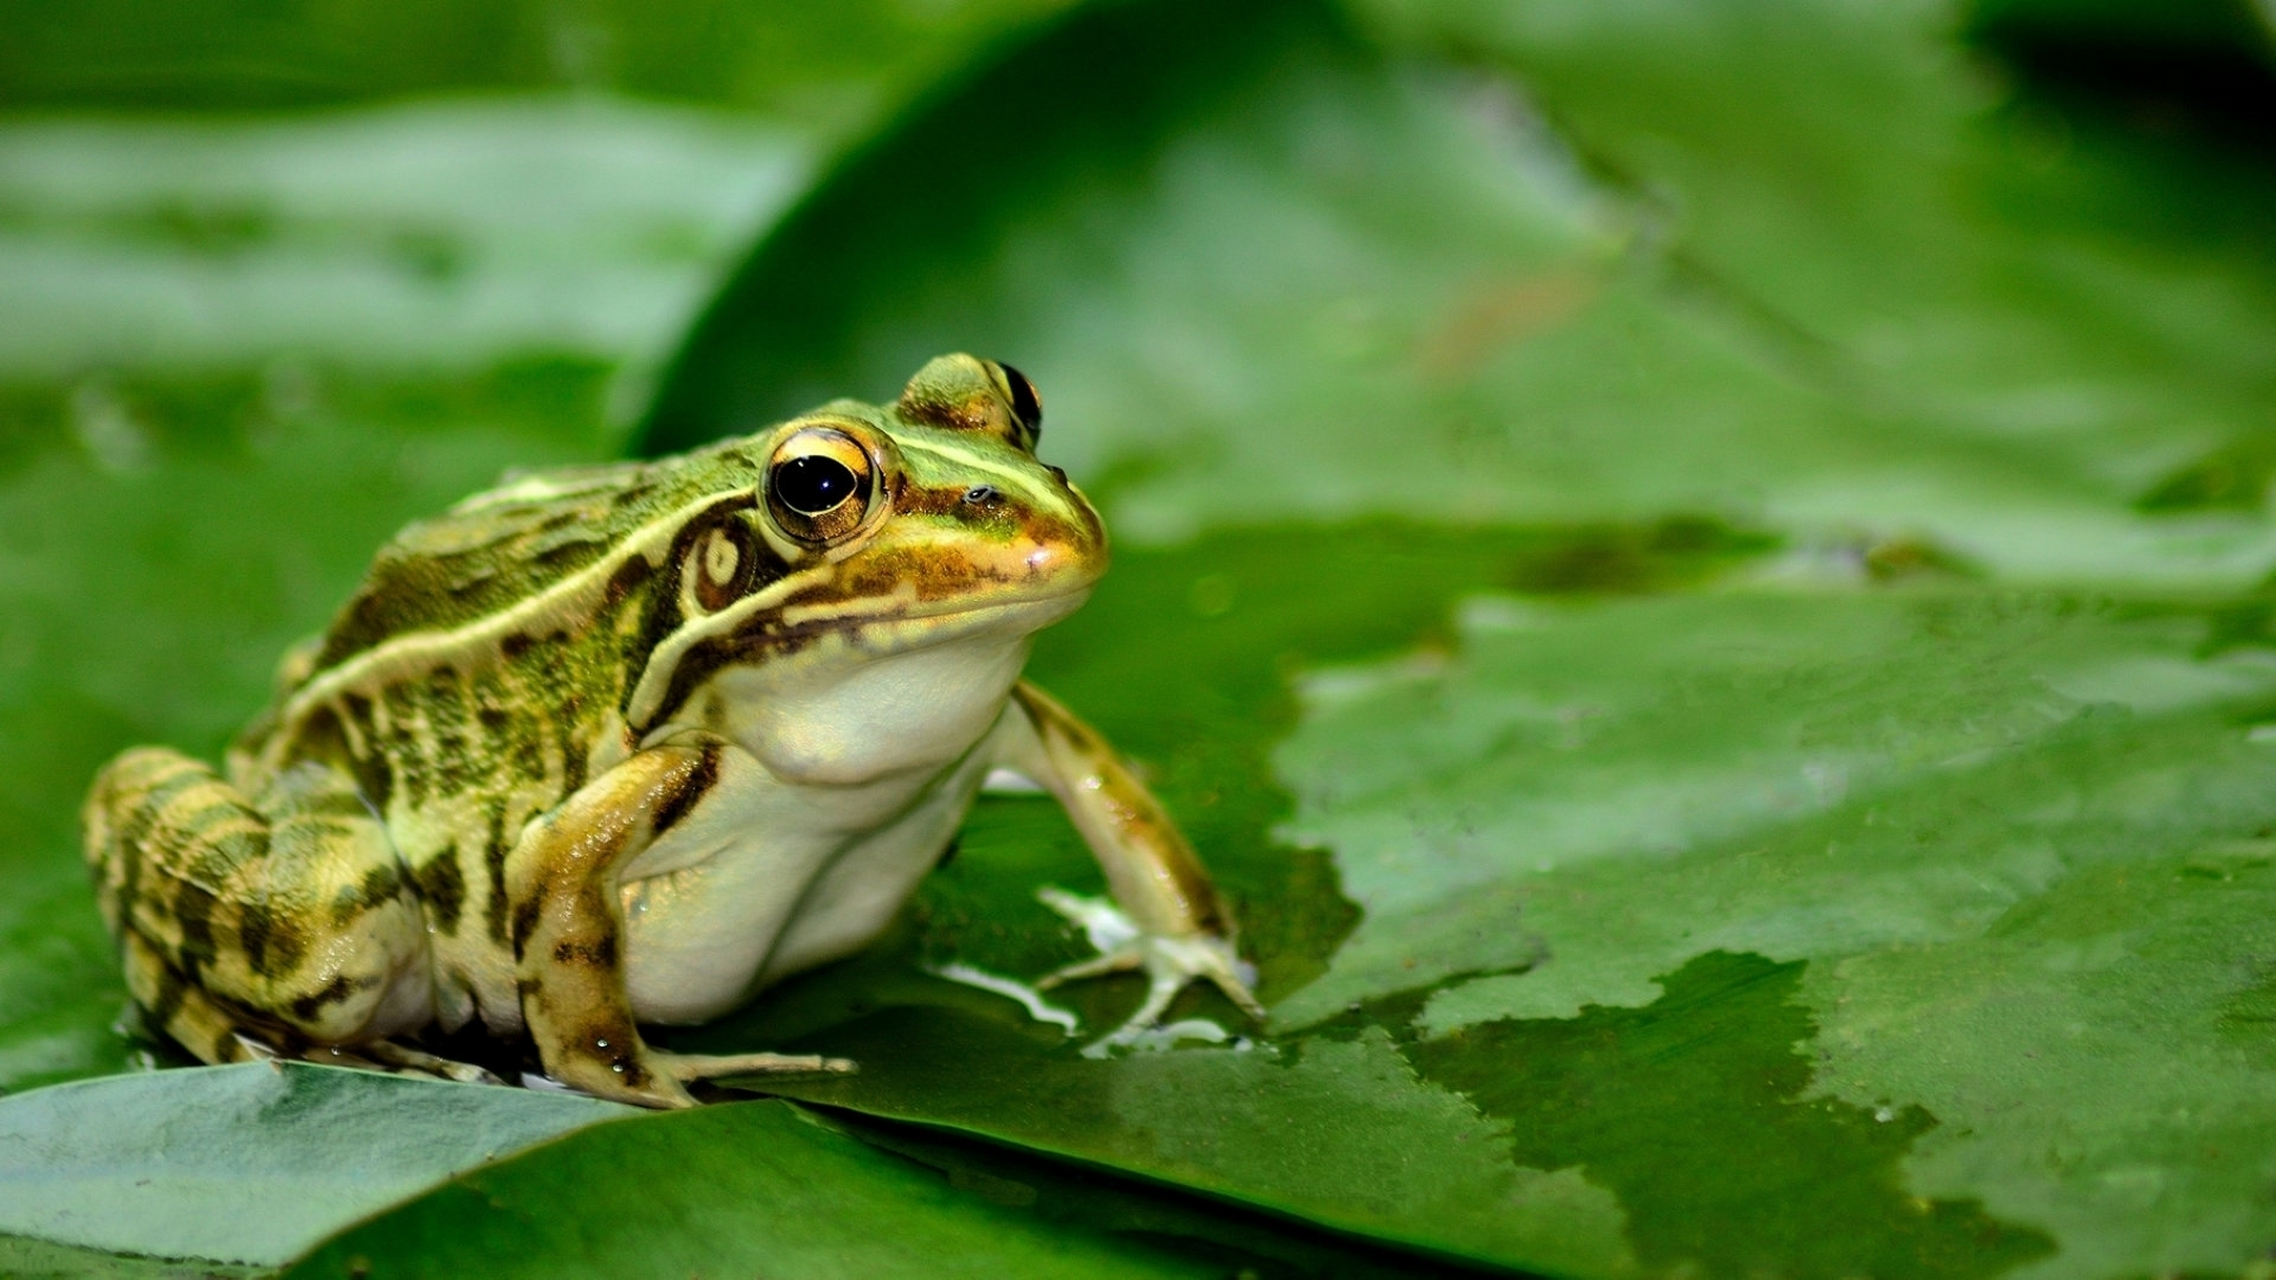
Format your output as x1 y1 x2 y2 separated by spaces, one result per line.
608 627 1040 1025
612 730 998 1024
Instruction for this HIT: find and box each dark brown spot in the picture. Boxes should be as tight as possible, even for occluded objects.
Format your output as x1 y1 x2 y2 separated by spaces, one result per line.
173 880 219 972
116 766 211 855
559 715 588 792
484 802 513 945
289 973 365 1021
426 667 471 794
333 861 403 925
113 835 145 930
651 744 720 835
605 553 655 610
242 897 309 978
415 847 466 935
240 899 276 976
183 824 268 888
146 957 188 1028
552 932 619 967
510 895 543 957
531 542 588 571
314 698 391 808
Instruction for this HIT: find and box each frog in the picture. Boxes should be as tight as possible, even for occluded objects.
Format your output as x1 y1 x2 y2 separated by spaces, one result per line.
81 354 1261 1109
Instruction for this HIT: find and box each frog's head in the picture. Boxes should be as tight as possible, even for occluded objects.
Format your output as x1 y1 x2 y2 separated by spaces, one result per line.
761 351 1107 623
623 355 1106 746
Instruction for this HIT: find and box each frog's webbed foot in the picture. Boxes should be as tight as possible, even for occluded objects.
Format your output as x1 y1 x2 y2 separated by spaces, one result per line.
1035 888 1264 1053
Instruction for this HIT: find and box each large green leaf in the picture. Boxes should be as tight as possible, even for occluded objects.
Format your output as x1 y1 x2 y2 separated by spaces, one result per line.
286 1097 1260 1280
1278 587 2276 1275
0 1063 624 1268
1354 0 2276 570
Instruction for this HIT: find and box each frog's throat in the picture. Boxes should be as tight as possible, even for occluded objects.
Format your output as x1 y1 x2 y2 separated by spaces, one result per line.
621 582 1089 733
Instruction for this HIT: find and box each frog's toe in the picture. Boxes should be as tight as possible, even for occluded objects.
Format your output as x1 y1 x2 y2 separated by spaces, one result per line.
363 1039 506 1086
1035 888 1265 1051
657 1050 857 1084
1202 952 1267 1022
1034 946 1143 989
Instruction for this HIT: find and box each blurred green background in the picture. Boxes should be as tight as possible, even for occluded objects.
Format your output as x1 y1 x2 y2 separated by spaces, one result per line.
6 1 2276 1277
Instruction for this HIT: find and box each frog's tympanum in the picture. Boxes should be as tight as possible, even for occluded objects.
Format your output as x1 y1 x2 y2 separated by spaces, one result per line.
82 356 1260 1108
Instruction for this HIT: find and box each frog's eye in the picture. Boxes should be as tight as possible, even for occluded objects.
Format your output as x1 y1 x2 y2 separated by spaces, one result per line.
895 354 1042 450
995 362 1042 443
686 519 759 613
766 428 876 545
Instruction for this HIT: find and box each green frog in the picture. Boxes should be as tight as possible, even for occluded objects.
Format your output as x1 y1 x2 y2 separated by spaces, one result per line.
82 355 1260 1109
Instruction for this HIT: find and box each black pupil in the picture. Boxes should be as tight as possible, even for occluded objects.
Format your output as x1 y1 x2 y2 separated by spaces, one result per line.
774 456 859 515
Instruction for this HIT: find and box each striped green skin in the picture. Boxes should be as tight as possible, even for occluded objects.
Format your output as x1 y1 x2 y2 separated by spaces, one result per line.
82 354 1103 1069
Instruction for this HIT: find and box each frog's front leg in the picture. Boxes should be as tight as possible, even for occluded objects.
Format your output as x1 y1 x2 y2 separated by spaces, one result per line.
999 682 1264 1046
505 733 850 1109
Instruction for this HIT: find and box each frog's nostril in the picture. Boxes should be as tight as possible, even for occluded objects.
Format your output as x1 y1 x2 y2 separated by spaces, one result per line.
1045 466 1068 487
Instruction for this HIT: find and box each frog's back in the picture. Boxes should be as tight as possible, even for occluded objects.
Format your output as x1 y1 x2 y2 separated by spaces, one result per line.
306 445 767 677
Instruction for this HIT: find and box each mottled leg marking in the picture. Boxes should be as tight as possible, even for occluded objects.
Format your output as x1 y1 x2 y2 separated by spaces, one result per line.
506 733 847 1108
83 746 428 1063
117 929 259 1066
1003 682 1264 1042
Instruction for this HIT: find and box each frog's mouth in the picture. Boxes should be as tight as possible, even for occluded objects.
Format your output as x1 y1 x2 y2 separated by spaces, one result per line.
627 581 1092 732
743 581 1094 655
740 526 1106 648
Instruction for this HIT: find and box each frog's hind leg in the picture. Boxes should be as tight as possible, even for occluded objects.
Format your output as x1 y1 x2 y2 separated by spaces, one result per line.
83 746 433 1064
115 928 265 1065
